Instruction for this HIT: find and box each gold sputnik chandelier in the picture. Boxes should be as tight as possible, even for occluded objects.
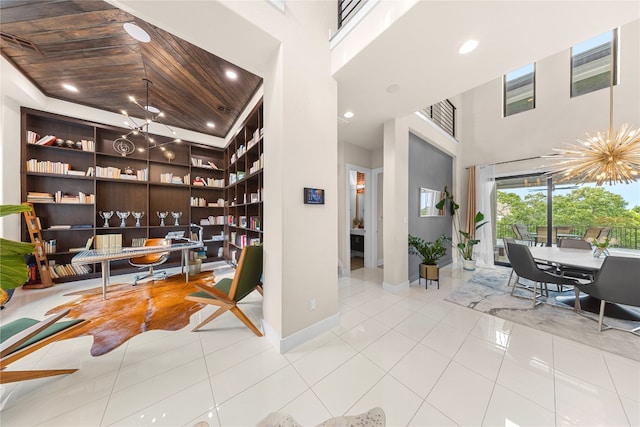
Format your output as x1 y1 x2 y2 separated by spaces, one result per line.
547 46 640 186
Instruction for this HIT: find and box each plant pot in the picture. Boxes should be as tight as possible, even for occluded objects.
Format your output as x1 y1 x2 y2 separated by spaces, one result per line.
462 259 476 271
425 264 439 280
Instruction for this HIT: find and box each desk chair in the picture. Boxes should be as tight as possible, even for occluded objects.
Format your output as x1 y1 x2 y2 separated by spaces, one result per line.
186 245 264 336
506 242 579 308
129 238 170 285
0 309 86 384
574 256 640 335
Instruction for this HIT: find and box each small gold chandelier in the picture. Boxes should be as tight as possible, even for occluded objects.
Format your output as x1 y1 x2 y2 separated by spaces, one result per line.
547 45 640 186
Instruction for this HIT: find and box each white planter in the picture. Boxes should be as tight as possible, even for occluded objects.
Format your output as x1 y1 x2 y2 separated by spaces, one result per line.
462 259 476 271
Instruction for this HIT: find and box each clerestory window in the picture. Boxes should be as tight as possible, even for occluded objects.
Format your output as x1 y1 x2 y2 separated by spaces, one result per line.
571 28 618 98
503 63 535 117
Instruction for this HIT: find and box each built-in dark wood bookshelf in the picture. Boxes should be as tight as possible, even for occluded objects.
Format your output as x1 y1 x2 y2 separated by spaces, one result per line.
224 101 264 265
20 107 231 282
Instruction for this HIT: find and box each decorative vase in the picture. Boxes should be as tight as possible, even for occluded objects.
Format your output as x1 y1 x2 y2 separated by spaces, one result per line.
593 247 609 258
462 259 476 271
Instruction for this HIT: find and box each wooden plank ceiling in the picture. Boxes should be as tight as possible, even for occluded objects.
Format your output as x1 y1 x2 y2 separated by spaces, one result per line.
0 0 263 139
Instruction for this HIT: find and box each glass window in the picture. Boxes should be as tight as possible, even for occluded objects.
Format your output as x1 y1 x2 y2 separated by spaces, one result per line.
571 29 618 97
503 63 535 117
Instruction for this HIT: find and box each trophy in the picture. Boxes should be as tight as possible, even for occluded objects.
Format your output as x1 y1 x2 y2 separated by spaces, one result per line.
99 211 114 228
157 211 168 226
116 211 130 227
171 211 183 226
132 211 144 227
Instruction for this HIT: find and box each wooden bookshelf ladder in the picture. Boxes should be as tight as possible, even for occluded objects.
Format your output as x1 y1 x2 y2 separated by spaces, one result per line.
21 202 53 289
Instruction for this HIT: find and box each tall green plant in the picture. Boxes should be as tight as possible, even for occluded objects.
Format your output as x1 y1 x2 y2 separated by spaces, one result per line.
435 187 488 260
0 205 35 290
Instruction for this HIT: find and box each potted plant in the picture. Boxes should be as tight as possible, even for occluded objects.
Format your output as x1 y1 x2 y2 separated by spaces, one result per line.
0 204 35 305
435 187 488 271
408 233 447 280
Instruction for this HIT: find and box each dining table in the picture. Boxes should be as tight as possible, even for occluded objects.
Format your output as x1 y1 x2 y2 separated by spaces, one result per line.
527 246 640 319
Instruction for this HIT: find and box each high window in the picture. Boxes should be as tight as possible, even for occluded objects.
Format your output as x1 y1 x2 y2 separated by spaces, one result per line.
503 63 535 116
571 28 618 97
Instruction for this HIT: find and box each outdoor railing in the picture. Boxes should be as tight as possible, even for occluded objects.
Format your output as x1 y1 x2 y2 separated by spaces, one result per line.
496 223 640 250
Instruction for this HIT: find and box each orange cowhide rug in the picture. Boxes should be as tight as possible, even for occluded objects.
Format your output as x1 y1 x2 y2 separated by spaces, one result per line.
45 272 215 356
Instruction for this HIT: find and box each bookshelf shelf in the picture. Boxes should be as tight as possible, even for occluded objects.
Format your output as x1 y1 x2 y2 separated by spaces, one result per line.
21 107 228 283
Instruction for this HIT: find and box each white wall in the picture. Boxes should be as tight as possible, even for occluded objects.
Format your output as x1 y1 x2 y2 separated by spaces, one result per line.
114 0 340 351
459 20 640 172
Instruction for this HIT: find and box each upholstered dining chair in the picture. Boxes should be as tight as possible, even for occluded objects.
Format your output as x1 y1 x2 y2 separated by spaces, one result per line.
574 256 640 335
506 242 579 307
186 245 264 336
129 238 171 285
0 308 87 384
502 237 518 287
556 238 596 281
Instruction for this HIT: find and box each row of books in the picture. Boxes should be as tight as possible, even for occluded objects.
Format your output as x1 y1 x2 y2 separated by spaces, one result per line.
247 127 264 150
190 157 220 169
49 263 92 279
94 166 148 181
192 176 225 187
95 234 123 252
159 172 189 184
231 234 260 249
44 239 57 254
26 131 95 151
249 154 264 175
27 192 55 203
54 191 95 204
199 215 225 225
190 197 225 207
229 171 246 185
26 159 70 174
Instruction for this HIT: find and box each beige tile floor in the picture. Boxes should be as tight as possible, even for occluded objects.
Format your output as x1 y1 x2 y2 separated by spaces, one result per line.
1 264 638 426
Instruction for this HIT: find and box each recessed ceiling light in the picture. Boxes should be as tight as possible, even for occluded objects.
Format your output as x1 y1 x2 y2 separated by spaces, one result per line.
344 111 354 119
62 83 78 92
458 39 478 55
123 22 151 43
207 122 215 128
225 70 238 80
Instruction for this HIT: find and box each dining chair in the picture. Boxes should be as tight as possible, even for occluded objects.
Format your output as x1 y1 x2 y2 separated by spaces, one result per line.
502 237 517 287
512 224 535 246
556 238 596 281
535 226 558 246
583 227 602 240
597 227 612 240
557 238 591 250
506 242 579 308
574 256 640 335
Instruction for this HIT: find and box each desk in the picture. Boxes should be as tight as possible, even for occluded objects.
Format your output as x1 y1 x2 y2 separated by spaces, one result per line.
72 242 204 299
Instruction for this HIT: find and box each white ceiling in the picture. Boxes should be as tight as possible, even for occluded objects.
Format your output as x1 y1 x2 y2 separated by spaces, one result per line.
334 1 640 149
110 1 640 151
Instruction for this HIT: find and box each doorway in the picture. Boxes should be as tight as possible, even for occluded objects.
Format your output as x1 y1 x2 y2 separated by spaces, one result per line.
346 164 375 271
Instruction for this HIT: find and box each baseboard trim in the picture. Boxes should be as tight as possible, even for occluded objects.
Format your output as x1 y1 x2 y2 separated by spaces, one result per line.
382 280 410 293
262 312 340 353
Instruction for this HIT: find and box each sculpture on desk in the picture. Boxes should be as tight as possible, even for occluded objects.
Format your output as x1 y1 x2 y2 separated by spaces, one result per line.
171 211 182 226
99 211 114 228
156 211 168 227
116 211 130 228
132 211 144 227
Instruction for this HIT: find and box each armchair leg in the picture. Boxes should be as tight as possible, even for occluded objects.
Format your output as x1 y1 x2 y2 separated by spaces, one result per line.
230 306 263 337
191 306 230 332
